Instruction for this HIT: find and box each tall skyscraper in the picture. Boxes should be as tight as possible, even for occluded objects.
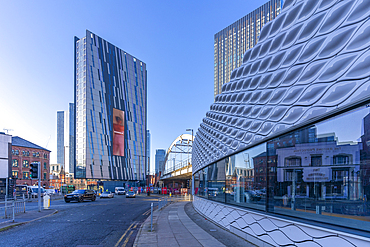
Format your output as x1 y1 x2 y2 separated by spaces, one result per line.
56 103 75 174
64 103 75 174
56 111 64 166
146 130 150 172
155 149 166 174
74 30 147 182
214 0 282 97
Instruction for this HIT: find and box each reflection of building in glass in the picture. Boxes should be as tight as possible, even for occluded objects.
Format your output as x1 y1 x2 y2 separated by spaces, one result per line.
276 138 361 200
253 152 277 190
214 0 282 96
361 113 370 199
74 30 147 182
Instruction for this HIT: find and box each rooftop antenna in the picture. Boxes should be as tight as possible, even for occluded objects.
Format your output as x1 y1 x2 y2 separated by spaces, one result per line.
3 128 13 134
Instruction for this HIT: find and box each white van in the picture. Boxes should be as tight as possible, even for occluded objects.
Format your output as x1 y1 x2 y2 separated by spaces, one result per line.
27 186 46 198
115 187 126 195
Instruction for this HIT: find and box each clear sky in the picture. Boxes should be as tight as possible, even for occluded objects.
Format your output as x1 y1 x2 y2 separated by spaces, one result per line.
0 0 270 172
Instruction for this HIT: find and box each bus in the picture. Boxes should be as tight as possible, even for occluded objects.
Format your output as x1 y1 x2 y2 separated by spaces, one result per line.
61 185 75 194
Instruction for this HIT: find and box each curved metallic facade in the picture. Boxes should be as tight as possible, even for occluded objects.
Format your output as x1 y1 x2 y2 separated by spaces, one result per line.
193 0 370 173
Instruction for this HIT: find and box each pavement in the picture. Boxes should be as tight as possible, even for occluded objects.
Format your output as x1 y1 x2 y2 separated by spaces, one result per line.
0 195 253 247
134 199 254 247
0 209 58 231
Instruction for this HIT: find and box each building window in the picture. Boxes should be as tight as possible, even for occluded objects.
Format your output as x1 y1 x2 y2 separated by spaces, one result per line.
311 155 322 166
12 159 18 167
285 157 301 167
23 172 29 179
23 160 29 168
44 173 47 180
333 155 350 165
284 169 303 182
44 163 47 170
44 153 48 159
12 171 18 178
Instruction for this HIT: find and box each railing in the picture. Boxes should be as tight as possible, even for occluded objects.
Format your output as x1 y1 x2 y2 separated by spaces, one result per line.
163 157 192 175
0 195 26 223
157 194 193 210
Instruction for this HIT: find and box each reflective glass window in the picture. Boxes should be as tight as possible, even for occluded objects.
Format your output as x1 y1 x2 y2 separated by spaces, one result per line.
225 144 266 210
266 105 370 231
206 161 226 203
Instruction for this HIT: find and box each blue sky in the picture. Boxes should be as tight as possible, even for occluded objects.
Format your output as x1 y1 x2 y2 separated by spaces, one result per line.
0 0 269 172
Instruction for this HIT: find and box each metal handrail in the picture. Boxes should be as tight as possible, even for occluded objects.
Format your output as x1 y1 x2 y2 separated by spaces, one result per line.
0 195 27 223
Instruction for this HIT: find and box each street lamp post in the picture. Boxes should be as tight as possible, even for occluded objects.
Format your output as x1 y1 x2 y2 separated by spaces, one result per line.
186 129 194 196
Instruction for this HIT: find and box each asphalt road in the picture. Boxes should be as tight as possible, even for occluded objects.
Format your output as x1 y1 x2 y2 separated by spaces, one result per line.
0 194 160 247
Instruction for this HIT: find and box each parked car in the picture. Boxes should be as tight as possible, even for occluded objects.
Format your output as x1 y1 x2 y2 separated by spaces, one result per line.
64 190 96 203
126 191 136 198
45 189 56 195
100 191 114 198
244 190 261 202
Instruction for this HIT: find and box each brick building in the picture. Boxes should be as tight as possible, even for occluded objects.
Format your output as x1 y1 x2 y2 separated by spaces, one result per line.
11 136 50 188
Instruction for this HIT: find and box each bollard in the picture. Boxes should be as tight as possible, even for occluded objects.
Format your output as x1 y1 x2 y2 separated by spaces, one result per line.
23 194 26 213
12 201 15 222
150 203 153 232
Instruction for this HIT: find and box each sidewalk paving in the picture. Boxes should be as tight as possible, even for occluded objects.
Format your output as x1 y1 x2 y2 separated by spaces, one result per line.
134 200 254 247
0 209 57 231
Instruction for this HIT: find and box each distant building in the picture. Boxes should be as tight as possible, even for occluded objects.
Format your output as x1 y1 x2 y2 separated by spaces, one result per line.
11 136 50 188
147 130 151 173
65 103 75 174
74 30 147 184
155 149 166 174
214 0 282 96
57 103 75 175
57 111 64 166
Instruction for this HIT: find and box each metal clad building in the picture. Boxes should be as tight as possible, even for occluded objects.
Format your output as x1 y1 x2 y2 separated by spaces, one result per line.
74 30 147 182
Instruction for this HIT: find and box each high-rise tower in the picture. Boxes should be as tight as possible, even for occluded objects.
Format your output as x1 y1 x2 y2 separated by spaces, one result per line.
74 30 147 182
214 0 282 97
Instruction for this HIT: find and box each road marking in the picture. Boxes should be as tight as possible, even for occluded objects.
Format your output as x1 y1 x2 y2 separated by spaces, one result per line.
114 222 134 247
122 231 133 247
133 222 139 229
142 209 150 216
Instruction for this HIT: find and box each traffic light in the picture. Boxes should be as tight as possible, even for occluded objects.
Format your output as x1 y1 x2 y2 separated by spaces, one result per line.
30 162 38 179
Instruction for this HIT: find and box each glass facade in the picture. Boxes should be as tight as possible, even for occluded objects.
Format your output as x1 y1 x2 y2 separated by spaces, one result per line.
214 0 282 97
57 111 64 165
194 103 370 232
155 149 166 174
74 30 147 181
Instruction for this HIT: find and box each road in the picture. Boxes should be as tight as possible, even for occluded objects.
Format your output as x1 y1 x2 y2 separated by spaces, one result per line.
0 194 161 247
